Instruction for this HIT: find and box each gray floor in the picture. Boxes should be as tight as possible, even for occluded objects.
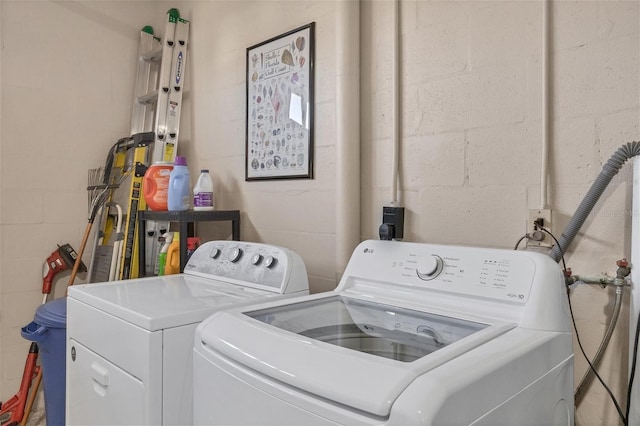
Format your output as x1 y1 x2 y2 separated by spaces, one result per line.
25 408 45 426
0 407 45 426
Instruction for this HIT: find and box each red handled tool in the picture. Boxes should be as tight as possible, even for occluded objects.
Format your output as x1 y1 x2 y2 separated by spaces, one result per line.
0 344 39 426
0 244 84 426
43 244 86 302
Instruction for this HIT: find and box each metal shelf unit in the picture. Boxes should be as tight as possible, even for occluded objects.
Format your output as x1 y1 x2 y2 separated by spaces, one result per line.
137 210 241 276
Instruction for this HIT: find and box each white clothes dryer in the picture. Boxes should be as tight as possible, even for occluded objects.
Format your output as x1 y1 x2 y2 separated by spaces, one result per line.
193 239 574 425
66 240 308 425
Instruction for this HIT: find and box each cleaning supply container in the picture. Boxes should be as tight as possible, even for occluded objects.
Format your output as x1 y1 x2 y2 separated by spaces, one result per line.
186 237 201 261
143 162 173 211
164 232 181 275
167 156 190 211
193 169 214 211
21 298 67 426
157 232 172 277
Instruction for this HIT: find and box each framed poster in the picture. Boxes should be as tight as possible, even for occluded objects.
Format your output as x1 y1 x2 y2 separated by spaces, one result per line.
245 22 315 180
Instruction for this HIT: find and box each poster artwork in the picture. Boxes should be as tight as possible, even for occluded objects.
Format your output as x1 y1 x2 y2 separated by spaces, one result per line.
246 23 314 180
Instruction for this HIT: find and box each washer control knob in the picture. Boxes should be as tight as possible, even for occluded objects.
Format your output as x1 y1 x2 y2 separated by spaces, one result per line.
416 255 443 280
251 254 263 265
264 255 277 268
229 248 243 263
210 248 221 259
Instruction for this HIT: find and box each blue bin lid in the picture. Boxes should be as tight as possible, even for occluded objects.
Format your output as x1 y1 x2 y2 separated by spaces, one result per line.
34 298 67 328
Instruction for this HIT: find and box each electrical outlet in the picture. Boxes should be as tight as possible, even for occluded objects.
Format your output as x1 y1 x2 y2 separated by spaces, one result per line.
527 209 552 247
379 206 405 240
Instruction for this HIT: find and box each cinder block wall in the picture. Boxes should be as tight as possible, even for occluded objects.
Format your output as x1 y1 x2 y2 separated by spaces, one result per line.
0 0 160 405
362 3 638 425
1 1 639 424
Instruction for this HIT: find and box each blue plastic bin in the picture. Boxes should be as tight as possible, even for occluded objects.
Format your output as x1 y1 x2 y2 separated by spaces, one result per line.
21 298 67 426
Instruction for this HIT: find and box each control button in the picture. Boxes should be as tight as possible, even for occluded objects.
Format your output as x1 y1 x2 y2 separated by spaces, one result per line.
210 248 220 259
251 254 263 265
416 255 443 281
264 256 277 268
229 248 243 263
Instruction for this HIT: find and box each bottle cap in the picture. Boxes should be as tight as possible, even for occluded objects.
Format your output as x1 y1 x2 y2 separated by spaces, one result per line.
201 169 209 173
174 156 187 166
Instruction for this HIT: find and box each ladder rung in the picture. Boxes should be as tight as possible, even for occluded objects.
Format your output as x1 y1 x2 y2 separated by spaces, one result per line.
138 91 158 104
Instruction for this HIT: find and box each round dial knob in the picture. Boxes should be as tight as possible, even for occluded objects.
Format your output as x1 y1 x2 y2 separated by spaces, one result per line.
251 254 263 265
416 255 443 280
228 248 243 263
264 255 277 268
209 248 221 259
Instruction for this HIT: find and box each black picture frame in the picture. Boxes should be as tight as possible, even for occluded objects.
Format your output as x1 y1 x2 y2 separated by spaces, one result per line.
245 22 315 181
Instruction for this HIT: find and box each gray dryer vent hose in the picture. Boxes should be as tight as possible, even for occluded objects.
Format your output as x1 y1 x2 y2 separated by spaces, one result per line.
549 141 640 263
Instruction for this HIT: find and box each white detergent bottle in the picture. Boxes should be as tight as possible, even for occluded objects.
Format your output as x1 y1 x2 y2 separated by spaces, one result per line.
193 169 214 211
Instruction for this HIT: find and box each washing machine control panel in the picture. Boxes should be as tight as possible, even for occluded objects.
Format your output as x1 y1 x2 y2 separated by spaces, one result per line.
184 241 299 291
346 241 557 304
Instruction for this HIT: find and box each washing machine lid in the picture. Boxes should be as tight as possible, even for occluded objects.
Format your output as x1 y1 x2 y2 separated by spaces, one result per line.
68 274 273 331
199 293 515 417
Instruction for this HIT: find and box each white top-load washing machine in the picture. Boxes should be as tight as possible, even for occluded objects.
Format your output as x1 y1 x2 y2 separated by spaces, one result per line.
193 239 574 425
66 240 308 425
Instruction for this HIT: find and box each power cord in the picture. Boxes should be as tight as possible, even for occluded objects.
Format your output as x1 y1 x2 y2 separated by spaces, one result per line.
513 235 527 251
537 227 567 272
514 226 627 424
568 296 627 424
513 228 566 271
541 226 626 424
625 311 640 423
511 227 563 268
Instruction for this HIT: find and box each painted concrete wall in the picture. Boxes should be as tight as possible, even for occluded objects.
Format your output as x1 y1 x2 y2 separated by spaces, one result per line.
182 0 341 293
364 3 638 425
1 1 639 425
0 0 160 406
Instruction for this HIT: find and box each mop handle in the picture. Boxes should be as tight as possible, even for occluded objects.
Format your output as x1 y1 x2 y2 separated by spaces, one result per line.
19 369 42 426
66 221 93 290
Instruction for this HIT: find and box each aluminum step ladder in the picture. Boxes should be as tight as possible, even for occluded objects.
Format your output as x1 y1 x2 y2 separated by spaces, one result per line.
132 9 190 164
87 9 190 282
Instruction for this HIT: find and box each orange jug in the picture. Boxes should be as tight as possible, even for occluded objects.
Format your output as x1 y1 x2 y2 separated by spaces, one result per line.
143 163 173 211
164 232 181 275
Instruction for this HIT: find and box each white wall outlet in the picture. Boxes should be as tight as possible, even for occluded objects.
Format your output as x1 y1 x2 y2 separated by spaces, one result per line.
527 209 553 247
